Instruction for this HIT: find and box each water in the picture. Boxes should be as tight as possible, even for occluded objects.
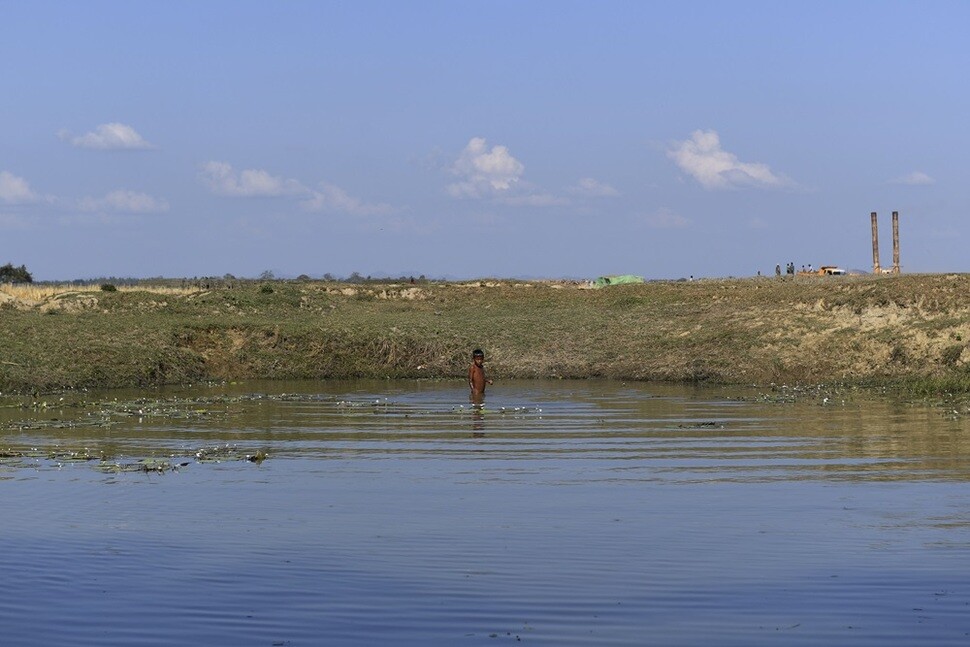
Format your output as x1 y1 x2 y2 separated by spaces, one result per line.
1 380 968 645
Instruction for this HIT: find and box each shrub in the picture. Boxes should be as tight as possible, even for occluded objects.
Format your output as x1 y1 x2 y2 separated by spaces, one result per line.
260 284 274 294
941 344 965 367
0 263 33 283
100 283 118 292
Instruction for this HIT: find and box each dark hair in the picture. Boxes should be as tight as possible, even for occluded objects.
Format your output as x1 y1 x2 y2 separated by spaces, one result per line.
472 348 484 357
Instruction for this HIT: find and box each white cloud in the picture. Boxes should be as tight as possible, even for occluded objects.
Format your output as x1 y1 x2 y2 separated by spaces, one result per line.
200 161 305 197
448 137 525 198
79 189 169 213
200 163 397 216
642 208 689 229
891 171 935 185
500 193 570 207
64 123 154 150
301 182 393 216
569 177 619 197
0 171 36 203
667 130 789 190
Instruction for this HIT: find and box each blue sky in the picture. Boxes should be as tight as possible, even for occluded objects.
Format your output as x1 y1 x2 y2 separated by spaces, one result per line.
2 1 967 281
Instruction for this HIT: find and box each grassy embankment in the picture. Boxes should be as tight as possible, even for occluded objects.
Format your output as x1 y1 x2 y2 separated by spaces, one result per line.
3 274 970 395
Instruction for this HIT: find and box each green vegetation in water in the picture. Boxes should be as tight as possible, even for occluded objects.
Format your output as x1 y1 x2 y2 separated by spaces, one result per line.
0 393 278 472
4 383 966 475
0 443 267 473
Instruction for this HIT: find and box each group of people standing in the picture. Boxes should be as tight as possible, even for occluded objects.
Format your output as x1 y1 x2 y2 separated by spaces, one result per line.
775 262 813 277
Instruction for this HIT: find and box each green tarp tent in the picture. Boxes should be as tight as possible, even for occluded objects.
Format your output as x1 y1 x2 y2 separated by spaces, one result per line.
592 274 645 288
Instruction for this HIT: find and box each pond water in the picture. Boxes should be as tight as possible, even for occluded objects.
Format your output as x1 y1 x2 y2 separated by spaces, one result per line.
1 379 968 646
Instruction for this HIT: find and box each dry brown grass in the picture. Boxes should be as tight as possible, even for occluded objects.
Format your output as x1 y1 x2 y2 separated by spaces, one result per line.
0 283 198 302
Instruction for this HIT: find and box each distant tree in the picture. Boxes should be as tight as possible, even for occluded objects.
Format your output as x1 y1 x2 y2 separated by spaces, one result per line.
259 270 275 280
322 273 335 282
0 263 33 283
348 272 364 283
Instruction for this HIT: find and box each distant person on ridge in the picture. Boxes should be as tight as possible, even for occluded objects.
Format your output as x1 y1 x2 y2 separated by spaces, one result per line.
468 348 493 403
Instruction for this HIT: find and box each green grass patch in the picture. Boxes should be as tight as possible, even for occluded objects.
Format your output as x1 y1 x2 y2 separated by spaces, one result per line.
4 275 970 394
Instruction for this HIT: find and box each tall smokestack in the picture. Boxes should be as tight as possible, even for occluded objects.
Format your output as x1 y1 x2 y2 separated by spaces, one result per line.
892 211 900 274
871 211 881 274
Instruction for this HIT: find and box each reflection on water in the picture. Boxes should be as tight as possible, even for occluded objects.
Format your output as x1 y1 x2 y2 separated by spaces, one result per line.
1 380 969 645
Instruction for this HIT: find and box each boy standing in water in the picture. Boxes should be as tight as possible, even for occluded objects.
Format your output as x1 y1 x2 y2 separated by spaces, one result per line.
468 348 493 401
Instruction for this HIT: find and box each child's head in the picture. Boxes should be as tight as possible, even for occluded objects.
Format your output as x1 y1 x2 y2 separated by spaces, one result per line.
472 348 484 362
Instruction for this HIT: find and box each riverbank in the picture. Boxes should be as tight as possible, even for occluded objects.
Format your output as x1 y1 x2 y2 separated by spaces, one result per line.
3 274 970 394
